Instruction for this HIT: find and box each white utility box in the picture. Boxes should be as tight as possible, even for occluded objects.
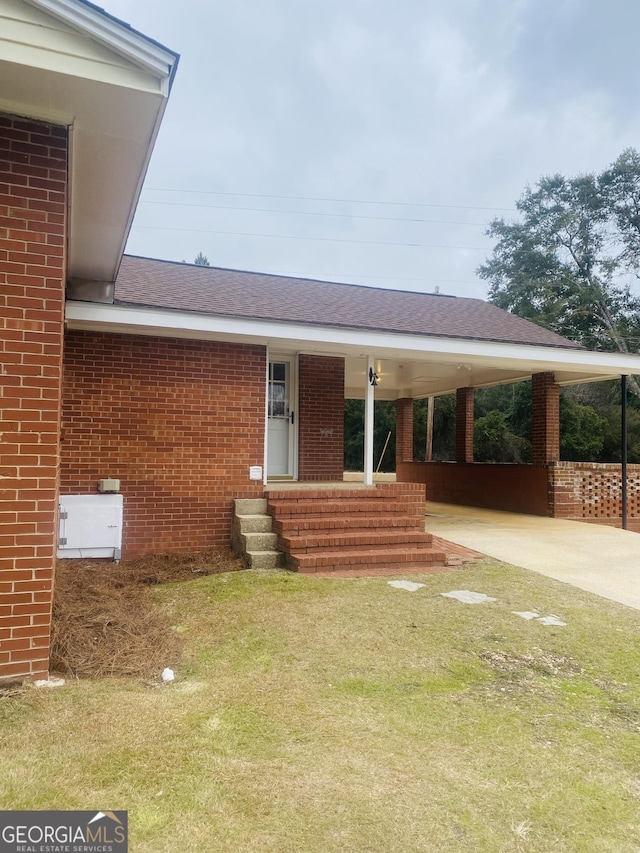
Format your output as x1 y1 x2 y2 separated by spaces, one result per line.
58 494 124 559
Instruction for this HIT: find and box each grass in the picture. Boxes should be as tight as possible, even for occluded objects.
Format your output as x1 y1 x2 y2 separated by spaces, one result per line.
2 559 640 851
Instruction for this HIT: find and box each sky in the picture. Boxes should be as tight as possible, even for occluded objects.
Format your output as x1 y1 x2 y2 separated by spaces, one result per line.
107 0 640 299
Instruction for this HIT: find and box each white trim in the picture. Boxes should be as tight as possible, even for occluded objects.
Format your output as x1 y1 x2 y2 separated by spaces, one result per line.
263 345 269 485
266 354 298 479
65 301 640 378
25 0 178 81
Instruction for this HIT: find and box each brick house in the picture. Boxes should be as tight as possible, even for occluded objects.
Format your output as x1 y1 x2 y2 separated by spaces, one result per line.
1 0 178 682
2 0 640 683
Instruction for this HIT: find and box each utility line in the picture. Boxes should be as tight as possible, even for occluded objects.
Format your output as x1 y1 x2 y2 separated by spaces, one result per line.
131 224 489 250
142 186 516 213
137 199 488 227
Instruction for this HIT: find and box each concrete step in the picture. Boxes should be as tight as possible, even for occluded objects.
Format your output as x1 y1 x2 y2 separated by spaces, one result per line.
241 531 279 551
235 514 274 534
247 550 286 570
235 498 268 515
232 498 283 571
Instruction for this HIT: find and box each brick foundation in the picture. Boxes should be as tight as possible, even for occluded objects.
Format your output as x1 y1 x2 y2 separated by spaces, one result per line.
0 115 67 682
60 332 266 558
297 354 344 481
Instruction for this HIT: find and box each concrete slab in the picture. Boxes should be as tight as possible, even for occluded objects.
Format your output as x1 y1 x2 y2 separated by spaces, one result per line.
424 502 640 611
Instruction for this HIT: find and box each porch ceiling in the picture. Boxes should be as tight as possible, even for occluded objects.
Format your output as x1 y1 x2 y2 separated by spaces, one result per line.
343 353 617 399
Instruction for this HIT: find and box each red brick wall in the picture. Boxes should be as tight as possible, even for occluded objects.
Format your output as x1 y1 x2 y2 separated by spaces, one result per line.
395 398 414 467
397 461 550 515
0 115 67 683
61 332 266 558
297 354 344 481
456 387 474 463
532 372 560 464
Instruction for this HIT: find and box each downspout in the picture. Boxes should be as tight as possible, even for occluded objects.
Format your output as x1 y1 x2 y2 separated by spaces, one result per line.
621 374 628 530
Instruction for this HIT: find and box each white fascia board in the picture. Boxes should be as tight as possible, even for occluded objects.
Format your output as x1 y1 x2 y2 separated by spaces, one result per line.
64 301 640 378
25 0 178 82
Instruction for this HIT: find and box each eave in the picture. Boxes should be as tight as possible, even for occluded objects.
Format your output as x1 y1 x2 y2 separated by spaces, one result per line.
65 300 640 398
0 0 178 282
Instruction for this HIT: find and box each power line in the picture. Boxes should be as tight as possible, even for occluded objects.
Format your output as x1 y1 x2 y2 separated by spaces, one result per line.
137 199 488 227
131 224 490 251
142 186 516 213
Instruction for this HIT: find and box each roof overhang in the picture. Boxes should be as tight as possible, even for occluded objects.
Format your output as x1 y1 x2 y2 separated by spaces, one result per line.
0 0 178 281
65 301 640 397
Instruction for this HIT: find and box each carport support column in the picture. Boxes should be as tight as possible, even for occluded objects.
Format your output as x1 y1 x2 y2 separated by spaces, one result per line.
456 387 474 463
395 398 414 469
364 356 375 485
532 372 560 464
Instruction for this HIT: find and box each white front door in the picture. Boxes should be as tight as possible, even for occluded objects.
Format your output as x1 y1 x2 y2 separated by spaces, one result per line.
267 358 296 478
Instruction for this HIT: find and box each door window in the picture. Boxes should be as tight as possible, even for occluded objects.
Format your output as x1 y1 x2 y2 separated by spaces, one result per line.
268 362 289 419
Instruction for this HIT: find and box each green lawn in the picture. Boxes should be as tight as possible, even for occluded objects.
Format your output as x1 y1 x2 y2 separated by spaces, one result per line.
2 560 640 852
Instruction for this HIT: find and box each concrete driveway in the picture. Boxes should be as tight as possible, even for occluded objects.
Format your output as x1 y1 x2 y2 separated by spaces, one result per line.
424 501 640 611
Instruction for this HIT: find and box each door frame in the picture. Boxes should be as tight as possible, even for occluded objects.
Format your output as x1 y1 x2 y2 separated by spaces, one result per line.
265 352 298 481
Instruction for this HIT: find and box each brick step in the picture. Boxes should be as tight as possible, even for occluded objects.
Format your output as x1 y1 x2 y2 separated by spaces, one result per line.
292 546 448 574
273 514 425 535
314 563 453 578
282 530 435 553
266 483 438 577
266 486 424 501
268 499 425 519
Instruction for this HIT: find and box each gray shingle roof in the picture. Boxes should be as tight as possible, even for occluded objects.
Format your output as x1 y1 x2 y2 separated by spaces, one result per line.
115 255 583 350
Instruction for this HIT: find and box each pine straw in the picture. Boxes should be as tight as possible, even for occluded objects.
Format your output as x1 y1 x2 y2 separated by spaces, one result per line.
50 549 243 679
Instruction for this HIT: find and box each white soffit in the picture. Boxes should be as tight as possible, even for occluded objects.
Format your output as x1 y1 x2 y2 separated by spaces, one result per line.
65 301 640 395
0 0 178 281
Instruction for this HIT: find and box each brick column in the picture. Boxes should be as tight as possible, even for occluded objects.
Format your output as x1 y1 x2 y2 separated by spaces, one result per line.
456 387 474 463
0 115 67 682
532 372 560 464
395 398 414 469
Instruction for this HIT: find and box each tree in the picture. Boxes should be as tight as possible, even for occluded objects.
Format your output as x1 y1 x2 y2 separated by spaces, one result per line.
194 252 210 266
344 400 396 472
478 150 640 396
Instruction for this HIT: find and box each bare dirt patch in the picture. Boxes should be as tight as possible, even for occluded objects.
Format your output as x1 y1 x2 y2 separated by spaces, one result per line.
480 648 584 678
50 549 243 679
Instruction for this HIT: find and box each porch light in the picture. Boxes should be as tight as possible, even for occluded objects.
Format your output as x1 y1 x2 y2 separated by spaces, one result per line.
369 367 379 387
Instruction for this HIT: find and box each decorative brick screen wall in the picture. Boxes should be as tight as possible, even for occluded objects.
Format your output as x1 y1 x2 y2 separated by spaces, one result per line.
0 115 67 682
549 462 640 532
61 332 266 558
297 354 344 481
